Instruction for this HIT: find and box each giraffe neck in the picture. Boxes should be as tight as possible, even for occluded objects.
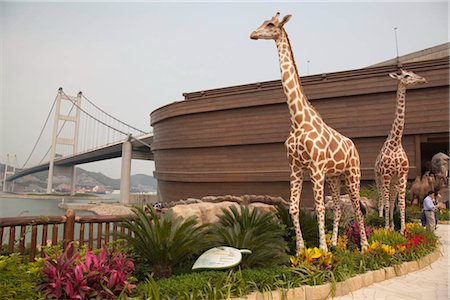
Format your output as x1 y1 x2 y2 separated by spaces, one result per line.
387 82 407 146
275 29 312 122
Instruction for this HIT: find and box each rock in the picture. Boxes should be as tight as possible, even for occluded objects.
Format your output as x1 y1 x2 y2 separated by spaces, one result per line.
200 194 288 206
88 204 133 216
164 194 288 224
169 201 277 225
325 194 376 215
248 202 277 214
185 198 202 205
170 201 239 224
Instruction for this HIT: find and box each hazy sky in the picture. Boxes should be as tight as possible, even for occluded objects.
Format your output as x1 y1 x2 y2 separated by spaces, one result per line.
0 1 448 179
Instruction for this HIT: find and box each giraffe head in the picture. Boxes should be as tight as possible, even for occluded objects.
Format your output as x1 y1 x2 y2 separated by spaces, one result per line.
389 69 427 86
250 12 292 40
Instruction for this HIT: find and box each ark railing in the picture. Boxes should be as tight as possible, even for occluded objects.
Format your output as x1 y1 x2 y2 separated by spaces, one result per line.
0 210 133 261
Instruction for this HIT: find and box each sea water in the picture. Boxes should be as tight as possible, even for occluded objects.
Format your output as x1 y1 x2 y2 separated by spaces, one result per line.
0 195 119 218
0 194 121 247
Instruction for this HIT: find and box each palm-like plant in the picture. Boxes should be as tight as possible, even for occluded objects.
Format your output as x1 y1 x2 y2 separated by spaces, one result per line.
211 206 288 268
121 206 209 278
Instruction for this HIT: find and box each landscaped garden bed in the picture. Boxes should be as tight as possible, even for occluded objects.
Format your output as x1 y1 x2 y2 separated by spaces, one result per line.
0 204 441 300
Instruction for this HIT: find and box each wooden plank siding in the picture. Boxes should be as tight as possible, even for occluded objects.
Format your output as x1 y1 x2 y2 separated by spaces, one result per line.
150 58 449 206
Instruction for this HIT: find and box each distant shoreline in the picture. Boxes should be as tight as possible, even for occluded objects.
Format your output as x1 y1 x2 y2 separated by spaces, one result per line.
0 193 112 201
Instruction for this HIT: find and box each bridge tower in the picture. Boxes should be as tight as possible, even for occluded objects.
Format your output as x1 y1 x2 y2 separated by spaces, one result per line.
46 88 82 195
2 154 17 192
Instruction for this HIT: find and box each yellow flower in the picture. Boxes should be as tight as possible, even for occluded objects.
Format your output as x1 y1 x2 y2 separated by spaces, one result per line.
310 247 323 259
325 233 332 245
381 244 395 256
366 241 379 253
396 245 406 253
337 235 348 251
300 247 323 262
322 252 334 266
405 222 421 231
290 256 299 267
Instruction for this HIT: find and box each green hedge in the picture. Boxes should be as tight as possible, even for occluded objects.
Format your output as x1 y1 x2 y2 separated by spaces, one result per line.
0 254 43 300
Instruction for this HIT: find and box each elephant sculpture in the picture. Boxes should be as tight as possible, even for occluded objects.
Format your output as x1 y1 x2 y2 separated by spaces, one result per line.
431 152 449 186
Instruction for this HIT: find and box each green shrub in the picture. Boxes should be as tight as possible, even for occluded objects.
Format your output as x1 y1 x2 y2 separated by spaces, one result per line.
0 254 43 300
368 228 407 246
393 208 413 230
437 208 450 221
275 204 296 254
360 185 378 200
333 249 366 278
121 206 211 278
365 205 414 231
137 267 297 299
211 206 288 268
364 211 385 228
154 271 228 298
406 205 422 220
239 267 297 292
135 221 438 300
276 205 333 253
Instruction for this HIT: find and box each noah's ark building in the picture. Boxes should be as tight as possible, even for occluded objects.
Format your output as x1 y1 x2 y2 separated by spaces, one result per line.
150 43 449 207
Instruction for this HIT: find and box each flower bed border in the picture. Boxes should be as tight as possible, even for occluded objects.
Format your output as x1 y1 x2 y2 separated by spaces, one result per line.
233 246 442 300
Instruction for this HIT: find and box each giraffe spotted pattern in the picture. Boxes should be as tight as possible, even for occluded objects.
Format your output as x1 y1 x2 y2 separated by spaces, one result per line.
375 69 427 234
251 13 368 253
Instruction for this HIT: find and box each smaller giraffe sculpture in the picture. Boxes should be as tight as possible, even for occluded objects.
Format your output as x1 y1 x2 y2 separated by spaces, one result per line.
375 69 427 232
251 13 368 253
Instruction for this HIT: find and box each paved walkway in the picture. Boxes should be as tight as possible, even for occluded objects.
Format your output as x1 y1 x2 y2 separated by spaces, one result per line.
333 224 449 300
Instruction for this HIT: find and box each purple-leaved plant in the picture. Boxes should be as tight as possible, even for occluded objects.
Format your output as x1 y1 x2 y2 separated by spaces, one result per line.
344 220 374 249
36 243 136 299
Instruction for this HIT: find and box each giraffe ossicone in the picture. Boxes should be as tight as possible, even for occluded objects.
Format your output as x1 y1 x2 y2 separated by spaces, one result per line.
251 13 369 253
375 69 427 233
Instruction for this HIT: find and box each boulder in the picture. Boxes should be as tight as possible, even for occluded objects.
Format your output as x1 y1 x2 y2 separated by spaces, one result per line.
325 194 376 215
248 202 277 214
170 201 277 225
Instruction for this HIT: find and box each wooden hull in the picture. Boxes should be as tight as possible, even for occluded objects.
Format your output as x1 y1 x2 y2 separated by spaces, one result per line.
150 58 449 206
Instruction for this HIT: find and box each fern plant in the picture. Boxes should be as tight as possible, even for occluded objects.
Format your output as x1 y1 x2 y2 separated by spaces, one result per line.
121 206 210 278
211 206 288 268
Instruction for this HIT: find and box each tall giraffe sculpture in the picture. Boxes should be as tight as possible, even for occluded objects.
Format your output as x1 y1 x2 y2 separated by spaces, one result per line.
375 69 427 233
251 13 368 252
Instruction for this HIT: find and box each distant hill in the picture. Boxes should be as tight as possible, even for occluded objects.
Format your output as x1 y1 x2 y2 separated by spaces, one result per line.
131 173 157 187
0 163 156 193
77 169 120 188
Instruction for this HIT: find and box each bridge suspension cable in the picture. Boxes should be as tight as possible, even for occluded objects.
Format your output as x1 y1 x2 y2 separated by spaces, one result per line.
81 94 147 135
38 101 77 165
22 88 150 169
21 94 58 168
61 90 143 137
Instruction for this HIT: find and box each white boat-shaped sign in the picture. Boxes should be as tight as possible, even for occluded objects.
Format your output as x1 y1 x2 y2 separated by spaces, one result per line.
192 246 252 270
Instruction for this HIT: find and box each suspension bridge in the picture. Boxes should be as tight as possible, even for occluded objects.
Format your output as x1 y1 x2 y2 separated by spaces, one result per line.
2 88 153 203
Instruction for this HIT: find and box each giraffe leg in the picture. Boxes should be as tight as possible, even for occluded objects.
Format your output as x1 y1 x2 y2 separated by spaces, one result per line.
380 178 391 230
345 172 369 250
375 174 384 217
288 165 305 253
398 174 408 234
311 171 328 251
388 183 398 230
326 176 341 247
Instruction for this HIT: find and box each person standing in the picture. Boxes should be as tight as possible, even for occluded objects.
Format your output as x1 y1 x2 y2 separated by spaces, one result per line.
423 191 436 232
